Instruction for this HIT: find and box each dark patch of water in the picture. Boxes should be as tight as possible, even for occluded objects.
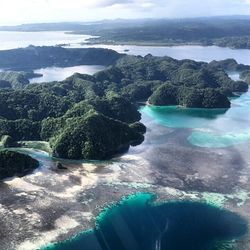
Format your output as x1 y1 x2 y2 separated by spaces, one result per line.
42 193 248 250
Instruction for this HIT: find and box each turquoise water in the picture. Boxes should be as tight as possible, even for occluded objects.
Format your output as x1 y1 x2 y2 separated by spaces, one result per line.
42 193 247 250
141 89 250 148
188 131 250 148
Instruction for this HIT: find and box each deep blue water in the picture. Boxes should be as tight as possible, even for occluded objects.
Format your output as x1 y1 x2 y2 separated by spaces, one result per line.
42 193 247 250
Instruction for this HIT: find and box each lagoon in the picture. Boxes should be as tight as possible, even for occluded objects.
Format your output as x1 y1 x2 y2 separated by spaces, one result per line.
30 65 106 83
141 87 250 148
139 71 250 148
28 43 250 83
1 31 250 250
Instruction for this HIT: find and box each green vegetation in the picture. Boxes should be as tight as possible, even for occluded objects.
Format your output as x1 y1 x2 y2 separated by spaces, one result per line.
208 59 248 72
214 36 250 49
205 59 250 88
148 83 178 106
0 80 11 88
0 135 16 148
129 122 147 134
0 49 248 159
91 17 250 49
149 83 230 108
114 55 247 108
0 81 144 159
0 119 41 141
73 17 250 49
0 46 123 71
40 95 144 159
0 71 41 89
240 70 250 84
3 18 250 49
0 150 39 179
50 112 143 159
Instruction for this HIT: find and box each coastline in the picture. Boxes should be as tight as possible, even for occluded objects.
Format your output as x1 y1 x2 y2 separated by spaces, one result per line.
81 38 250 50
1 146 250 250
1 33 250 250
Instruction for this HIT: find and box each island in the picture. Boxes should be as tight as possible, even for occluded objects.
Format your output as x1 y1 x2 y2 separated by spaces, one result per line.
70 17 250 50
0 150 39 180
148 83 231 108
1 17 250 250
3 17 250 49
0 47 249 160
0 46 123 71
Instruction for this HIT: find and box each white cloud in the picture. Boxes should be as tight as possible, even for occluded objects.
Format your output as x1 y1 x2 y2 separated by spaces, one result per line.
0 0 250 25
43 0 134 8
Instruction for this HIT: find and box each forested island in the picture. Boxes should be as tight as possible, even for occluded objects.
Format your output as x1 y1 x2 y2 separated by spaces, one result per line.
0 46 122 71
0 46 249 162
0 150 39 180
91 17 250 49
2 17 250 49
1 16 250 250
71 17 250 49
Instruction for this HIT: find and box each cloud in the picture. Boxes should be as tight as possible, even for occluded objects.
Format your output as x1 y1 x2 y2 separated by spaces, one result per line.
0 0 250 25
44 0 134 8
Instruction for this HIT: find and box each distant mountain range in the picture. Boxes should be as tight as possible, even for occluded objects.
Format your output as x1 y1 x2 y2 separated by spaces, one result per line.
1 16 250 32
2 16 250 49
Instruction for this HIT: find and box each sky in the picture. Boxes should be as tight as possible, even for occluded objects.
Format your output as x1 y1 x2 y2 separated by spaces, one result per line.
1 0 250 25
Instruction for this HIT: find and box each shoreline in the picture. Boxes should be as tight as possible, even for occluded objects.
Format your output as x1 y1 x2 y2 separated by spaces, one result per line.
80 39 250 51
40 191 249 250
1 140 250 249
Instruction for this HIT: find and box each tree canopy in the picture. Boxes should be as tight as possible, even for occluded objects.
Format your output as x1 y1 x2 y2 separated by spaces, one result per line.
0 50 248 159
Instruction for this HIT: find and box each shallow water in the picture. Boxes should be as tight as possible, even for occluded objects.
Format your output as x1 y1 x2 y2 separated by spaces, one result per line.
141 87 250 148
42 193 247 250
2 32 250 250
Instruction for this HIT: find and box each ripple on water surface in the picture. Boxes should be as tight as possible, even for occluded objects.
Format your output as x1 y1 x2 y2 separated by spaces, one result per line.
42 193 247 250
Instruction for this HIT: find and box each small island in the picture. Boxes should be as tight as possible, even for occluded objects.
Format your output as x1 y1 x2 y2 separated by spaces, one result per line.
0 46 123 71
148 83 231 108
0 150 39 180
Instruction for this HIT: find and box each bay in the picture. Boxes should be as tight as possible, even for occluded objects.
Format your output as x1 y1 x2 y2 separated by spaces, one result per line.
70 44 250 65
30 65 106 83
